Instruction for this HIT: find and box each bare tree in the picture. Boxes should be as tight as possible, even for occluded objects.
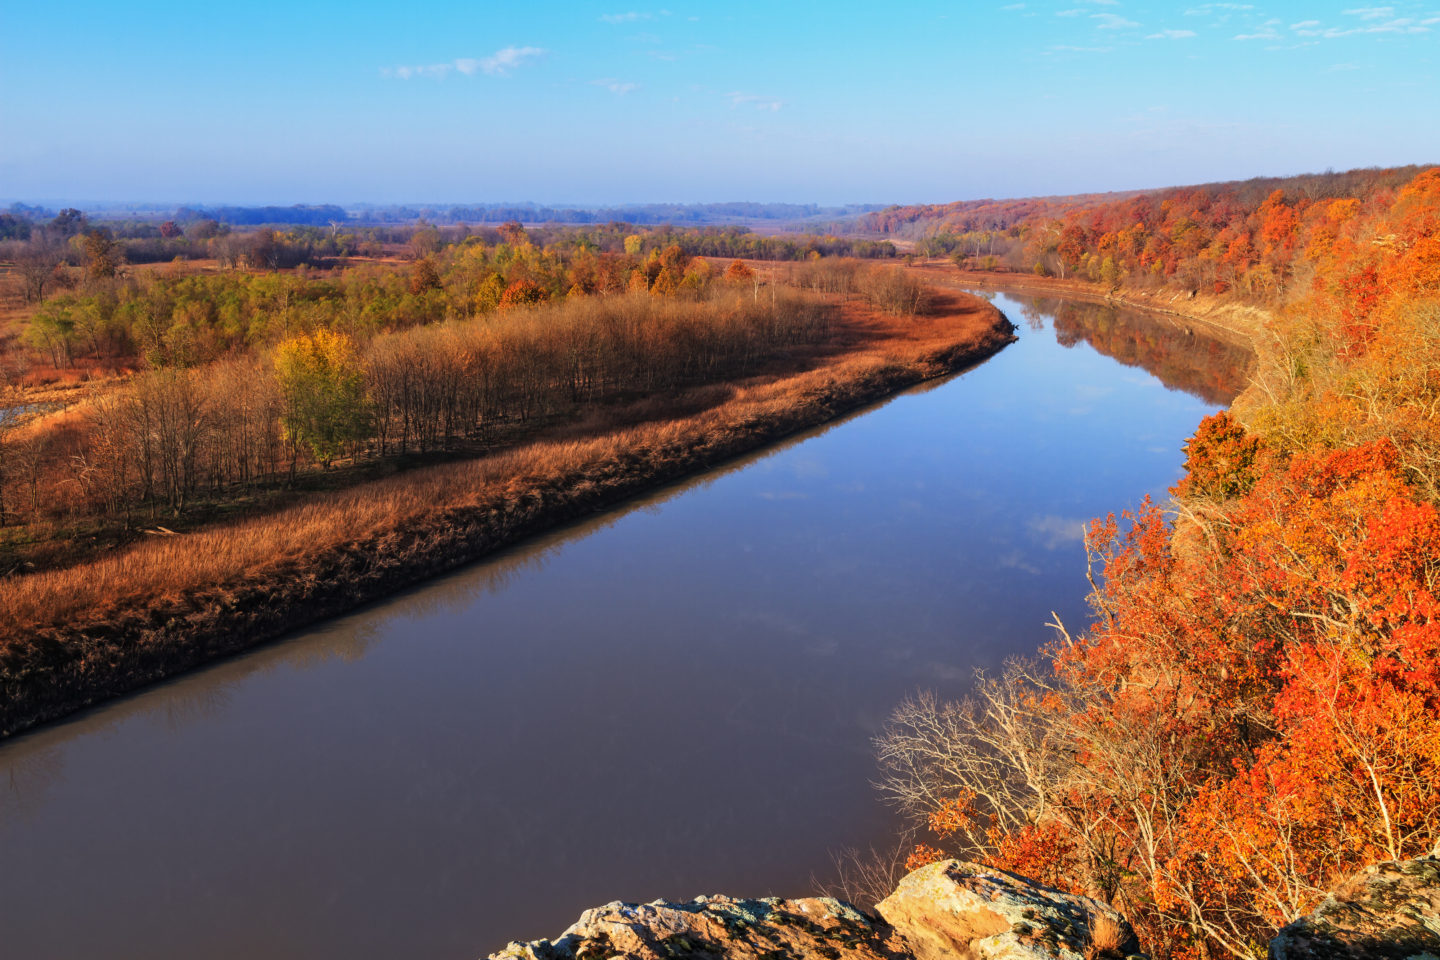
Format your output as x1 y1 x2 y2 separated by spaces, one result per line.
15 234 66 302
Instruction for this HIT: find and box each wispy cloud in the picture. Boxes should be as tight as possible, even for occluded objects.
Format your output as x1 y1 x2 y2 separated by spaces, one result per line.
1092 12 1140 28
384 46 547 80
600 10 672 23
1146 28 1197 38
1027 515 1089 551
382 63 452 80
1343 6 1395 19
727 91 783 111
1184 2 1253 22
1234 17 1282 39
592 78 640 94
1293 16 1432 36
1234 6 1433 42
471 46 547 75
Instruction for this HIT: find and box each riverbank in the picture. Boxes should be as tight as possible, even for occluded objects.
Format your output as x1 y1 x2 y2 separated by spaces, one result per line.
909 262 1269 349
0 288 1015 737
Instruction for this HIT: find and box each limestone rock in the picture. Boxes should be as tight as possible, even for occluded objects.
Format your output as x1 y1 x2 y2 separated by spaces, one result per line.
1269 855 1440 960
488 894 911 960
875 859 1142 960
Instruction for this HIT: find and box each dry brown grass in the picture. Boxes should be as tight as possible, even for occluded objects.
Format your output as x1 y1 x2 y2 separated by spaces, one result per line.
1084 913 1127 960
0 288 1012 735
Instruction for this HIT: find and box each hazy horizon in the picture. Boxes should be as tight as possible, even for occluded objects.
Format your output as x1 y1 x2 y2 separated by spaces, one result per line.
11 162 1431 213
5 1 1437 207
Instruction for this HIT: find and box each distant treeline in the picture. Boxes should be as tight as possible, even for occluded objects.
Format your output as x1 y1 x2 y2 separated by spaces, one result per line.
6 201 887 231
173 204 349 226
427 201 885 225
1 216 895 292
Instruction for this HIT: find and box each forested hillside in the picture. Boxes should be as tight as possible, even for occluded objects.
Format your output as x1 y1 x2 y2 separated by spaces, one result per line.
878 165 1440 958
861 166 1432 301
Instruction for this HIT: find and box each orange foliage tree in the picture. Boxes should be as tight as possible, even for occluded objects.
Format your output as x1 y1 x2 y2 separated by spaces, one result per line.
878 166 1440 959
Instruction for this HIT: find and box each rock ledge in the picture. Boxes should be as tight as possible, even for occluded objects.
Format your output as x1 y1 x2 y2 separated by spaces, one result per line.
1270 854 1440 960
878 860 1143 960
490 895 909 960
487 860 1145 960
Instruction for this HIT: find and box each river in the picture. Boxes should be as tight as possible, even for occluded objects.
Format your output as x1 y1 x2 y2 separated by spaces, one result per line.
0 291 1251 959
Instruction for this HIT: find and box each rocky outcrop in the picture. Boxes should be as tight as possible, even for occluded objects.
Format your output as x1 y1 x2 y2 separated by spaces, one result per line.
487 860 1144 960
1269 854 1440 960
489 895 910 960
877 860 1143 960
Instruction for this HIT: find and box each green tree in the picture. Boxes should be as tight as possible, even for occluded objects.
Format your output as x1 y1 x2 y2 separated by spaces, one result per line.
24 299 77 366
1099 256 1121 289
474 273 506 313
273 329 369 468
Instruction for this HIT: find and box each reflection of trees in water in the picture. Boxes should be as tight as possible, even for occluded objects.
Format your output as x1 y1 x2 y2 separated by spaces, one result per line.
1021 295 1253 405
1017 300 1049 332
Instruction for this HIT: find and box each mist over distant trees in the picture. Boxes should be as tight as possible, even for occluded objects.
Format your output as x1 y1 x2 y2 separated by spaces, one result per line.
173 204 350 227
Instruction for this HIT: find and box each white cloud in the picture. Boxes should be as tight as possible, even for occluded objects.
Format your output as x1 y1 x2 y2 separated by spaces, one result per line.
1056 7 1084 14
1027 515 1089 551
381 63 452 80
592 78 640 94
1184 2 1253 14
476 46 546 75
1092 12 1140 28
1343 6 1395 19
1234 18 1282 39
1147 28 1197 38
384 46 547 80
600 11 650 22
1293 16 1431 36
727 91 783 111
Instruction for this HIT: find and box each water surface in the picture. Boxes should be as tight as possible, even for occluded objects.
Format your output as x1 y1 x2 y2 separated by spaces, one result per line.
0 292 1249 959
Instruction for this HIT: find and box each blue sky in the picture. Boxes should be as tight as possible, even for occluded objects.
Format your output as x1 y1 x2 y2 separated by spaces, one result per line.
2 1 1436 205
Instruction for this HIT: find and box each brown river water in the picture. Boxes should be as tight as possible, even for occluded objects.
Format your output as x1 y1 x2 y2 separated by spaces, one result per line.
0 291 1251 959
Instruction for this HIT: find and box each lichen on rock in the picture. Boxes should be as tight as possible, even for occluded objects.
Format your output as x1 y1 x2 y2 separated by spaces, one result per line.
488 861 1146 960
488 894 911 960
1269 854 1440 960
875 859 1143 960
